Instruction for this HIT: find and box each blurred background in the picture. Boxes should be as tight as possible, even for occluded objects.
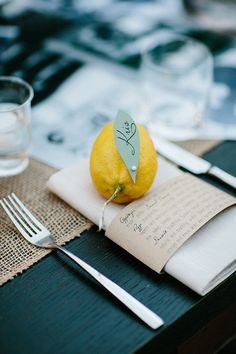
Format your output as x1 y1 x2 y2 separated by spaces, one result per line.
1 0 236 167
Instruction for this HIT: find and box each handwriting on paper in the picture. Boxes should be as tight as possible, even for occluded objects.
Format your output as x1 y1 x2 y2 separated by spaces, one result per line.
106 174 236 273
114 111 140 183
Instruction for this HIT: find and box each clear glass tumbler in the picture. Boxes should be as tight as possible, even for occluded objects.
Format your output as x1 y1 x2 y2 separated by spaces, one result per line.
0 76 33 176
141 32 213 140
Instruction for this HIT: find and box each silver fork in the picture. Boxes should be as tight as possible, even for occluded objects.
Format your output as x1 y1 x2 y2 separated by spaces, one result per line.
0 193 164 330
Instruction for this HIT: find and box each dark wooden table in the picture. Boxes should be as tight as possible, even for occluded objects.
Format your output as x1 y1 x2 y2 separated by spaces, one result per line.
1 141 236 354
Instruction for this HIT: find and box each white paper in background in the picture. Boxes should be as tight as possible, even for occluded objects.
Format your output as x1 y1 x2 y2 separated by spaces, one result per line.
32 59 236 169
31 64 145 168
216 47 236 68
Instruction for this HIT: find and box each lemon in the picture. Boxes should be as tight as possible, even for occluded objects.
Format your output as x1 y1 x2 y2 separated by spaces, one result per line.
90 122 157 204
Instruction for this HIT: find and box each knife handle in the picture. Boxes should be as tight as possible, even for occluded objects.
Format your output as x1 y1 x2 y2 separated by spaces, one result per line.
208 166 236 190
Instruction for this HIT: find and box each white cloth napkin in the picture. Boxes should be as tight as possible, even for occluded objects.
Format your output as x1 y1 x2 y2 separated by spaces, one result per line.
47 158 236 295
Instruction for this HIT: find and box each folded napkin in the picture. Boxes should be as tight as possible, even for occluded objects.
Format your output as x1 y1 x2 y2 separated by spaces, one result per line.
47 158 236 295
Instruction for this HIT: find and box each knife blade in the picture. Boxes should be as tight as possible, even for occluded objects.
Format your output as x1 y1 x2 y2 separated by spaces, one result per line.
154 135 236 190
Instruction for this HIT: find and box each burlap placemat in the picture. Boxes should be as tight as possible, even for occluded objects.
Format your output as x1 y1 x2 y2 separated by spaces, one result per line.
0 139 221 286
0 159 92 286
176 139 222 156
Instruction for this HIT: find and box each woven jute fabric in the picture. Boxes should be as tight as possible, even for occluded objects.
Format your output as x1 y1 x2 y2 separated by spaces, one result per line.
0 139 221 286
0 159 92 286
176 139 222 156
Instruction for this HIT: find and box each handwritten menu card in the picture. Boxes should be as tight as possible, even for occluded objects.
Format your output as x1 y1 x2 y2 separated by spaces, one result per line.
106 174 236 273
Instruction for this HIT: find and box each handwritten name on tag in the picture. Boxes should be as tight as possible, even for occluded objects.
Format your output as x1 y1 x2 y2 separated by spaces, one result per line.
106 174 236 273
114 111 140 183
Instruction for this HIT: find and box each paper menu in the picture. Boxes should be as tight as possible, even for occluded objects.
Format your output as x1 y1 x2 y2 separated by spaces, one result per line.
106 174 235 273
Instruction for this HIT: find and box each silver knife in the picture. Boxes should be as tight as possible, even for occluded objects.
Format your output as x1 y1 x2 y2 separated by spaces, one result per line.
154 135 236 190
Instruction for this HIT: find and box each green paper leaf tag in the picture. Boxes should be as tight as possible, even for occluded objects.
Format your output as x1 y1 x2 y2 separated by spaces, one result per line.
114 111 140 183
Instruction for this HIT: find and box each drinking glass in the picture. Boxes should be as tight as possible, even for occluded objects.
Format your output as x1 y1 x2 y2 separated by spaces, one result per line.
140 32 213 140
0 76 33 176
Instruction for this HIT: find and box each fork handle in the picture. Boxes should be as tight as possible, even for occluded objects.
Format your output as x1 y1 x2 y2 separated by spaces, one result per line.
55 245 163 329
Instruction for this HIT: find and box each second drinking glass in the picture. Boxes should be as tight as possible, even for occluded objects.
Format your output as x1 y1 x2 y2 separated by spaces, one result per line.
140 31 213 140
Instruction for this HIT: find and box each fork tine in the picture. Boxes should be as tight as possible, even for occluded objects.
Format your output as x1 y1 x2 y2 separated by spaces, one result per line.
11 193 45 231
0 199 34 241
8 194 39 234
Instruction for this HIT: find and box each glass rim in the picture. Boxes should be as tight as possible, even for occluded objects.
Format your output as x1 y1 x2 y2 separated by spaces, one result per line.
0 76 34 112
141 31 212 76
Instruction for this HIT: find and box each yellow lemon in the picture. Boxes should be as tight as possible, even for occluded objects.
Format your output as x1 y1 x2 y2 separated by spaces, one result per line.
90 122 157 204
